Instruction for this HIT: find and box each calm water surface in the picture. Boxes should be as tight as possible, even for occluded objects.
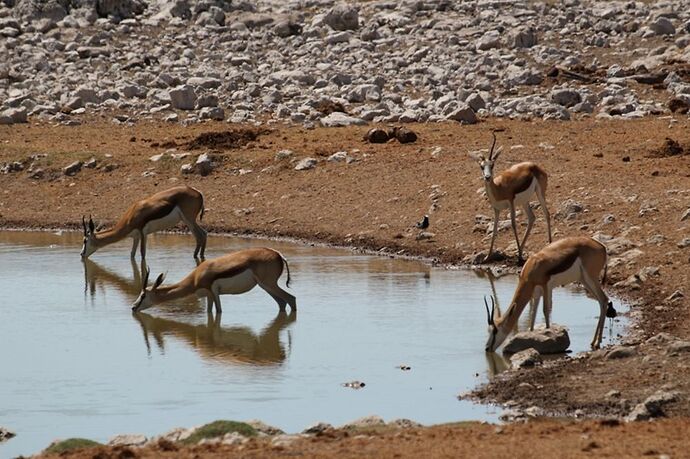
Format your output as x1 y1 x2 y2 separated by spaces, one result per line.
0 231 626 457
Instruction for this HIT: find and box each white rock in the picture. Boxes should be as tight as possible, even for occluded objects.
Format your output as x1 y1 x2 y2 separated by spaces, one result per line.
503 324 570 354
108 434 147 446
168 85 197 110
320 112 366 127
294 157 317 171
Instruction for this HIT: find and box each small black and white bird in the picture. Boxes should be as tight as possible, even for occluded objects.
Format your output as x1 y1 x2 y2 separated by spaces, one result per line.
415 215 429 230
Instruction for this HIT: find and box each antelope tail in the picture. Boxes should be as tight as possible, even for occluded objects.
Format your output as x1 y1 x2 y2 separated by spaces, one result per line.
281 253 292 288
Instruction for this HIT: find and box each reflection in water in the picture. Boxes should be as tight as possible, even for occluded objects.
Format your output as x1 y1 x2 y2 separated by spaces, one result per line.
83 258 145 298
83 257 296 365
132 309 296 365
485 352 510 377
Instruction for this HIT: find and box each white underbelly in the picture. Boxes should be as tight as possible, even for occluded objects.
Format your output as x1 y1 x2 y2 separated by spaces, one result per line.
513 178 537 207
212 270 257 295
548 257 583 289
143 206 182 235
491 178 537 210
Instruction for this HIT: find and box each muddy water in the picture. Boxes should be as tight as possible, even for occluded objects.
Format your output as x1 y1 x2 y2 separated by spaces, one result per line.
0 231 625 456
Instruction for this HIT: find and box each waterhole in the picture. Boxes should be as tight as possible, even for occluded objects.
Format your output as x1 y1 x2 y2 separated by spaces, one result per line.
0 231 626 456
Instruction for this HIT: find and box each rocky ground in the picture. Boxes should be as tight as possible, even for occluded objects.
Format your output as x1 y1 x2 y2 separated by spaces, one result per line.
1 0 690 128
0 116 688 457
1 0 690 457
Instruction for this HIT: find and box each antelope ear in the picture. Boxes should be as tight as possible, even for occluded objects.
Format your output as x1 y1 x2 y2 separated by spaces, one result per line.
88 216 95 233
491 146 503 160
469 151 484 162
153 272 166 289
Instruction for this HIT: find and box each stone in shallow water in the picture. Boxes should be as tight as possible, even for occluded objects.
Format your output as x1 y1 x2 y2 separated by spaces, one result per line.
510 348 542 369
502 324 570 354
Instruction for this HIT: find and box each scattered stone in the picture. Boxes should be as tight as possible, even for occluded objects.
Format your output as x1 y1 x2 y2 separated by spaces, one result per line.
341 415 385 429
275 149 293 161
168 85 197 110
323 4 359 31
302 422 333 435
677 238 690 248
365 128 389 143
648 17 676 36
680 209 690 222
0 107 28 124
180 163 194 174
446 104 478 124
390 126 417 144
320 112 366 127
625 391 679 422
510 348 542 369
415 231 435 241
0 427 15 443
63 161 83 176
503 324 570 354
606 346 637 360
222 432 248 445
388 419 422 429
513 27 537 48
247 420 284 436
195 153 214 176
108 434 147 447
294 157 317 171
667 340 690 356
271 434 301 448
327 152 348 162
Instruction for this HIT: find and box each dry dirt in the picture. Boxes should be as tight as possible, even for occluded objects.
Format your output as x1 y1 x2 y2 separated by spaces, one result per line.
1 116 689 457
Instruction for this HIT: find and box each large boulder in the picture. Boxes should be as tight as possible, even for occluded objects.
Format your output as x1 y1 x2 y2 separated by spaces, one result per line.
168 85 197 110
323 4 358 31
12 0 68 22
503 324 570 354
96 0 146 18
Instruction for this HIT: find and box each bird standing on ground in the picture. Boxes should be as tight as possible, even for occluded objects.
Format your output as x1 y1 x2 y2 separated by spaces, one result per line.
415 215 429 230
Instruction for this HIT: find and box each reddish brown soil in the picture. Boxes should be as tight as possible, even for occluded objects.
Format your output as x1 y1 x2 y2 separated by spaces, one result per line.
37 419 690 459
1 116 689 457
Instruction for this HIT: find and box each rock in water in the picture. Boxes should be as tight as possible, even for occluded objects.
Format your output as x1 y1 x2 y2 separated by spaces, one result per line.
510 348 542 369
503 324 570 354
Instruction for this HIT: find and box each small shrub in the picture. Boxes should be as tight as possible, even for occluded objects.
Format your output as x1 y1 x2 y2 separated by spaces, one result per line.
181 420 257 444
44 438 102 454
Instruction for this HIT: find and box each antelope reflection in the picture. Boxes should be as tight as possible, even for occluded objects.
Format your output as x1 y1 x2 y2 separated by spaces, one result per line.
83 259 296 365
83 257 147 300
133 309 296 365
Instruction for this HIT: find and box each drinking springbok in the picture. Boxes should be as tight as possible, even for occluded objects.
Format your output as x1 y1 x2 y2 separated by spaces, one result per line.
81 185 207 260
484 236 616 352
470 133 552 262
132 247 296 313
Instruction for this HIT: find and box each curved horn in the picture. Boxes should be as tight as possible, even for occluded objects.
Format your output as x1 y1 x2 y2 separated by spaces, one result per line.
484 295 492 325
82 215 87 235
488 132 497 160
490 295 496 323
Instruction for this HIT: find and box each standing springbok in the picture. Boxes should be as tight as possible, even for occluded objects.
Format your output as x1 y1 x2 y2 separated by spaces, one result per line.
470 133 552 262
81 185 207 260
132 247 296 314
484 236 616 352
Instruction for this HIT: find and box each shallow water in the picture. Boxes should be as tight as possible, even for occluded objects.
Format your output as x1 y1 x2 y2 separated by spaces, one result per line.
0 231 625 456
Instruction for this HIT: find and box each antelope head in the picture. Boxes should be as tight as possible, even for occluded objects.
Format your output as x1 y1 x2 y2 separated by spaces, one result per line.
80 215 98 258
132 268 166 312
469 132 503 182
484 295 509 352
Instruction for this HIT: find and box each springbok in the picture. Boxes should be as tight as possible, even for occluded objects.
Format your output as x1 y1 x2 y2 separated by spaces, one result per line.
81 185 207 260
132 247 296 314
484 236 616 352
470 133 552 262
